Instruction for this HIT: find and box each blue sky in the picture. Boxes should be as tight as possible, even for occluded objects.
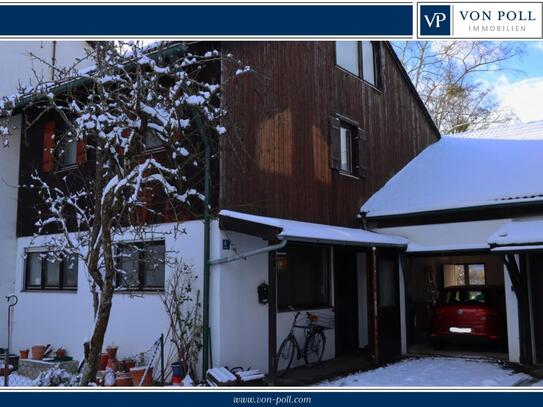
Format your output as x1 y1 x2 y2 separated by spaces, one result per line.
486 41 543 123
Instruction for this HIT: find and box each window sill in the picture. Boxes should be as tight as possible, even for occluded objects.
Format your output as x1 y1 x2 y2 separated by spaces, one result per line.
22 289 78 293
114 288 164 295
338 171 363 181
54 164 79 175
335 66 383 94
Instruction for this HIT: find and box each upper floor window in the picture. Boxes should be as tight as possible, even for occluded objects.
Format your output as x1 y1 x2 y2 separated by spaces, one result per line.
329 115 368 178
116 241 165 291
42 120 86 173
24 249 78 291
335 41 381 88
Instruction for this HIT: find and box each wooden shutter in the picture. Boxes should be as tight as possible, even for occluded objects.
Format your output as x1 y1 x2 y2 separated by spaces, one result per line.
76 137 87 165
329 116 342 170
356 127 368 178
42 121 56 173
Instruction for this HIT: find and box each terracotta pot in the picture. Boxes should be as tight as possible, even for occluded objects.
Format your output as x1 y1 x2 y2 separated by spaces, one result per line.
56 348 66 359
19 349 29 359
130 367 153 387
106 346 118 360
99 353 109 371
106 358 119 372
122 359 136 372
31 345 47 360
115 372 133 387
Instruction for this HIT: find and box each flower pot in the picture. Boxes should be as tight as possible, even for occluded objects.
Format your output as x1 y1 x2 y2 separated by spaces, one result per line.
171 362 184 378
31 345 47 360
99 353 109 371
121 359 136 372
56 348 66 359
19 349 29 359
130 366 153 387
115 372 133 387
107 358 119 372
172 375 182 386
106 346 118 360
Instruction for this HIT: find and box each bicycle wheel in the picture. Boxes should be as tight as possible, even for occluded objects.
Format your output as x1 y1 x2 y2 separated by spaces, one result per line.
303 329 326 366
275 337 296 377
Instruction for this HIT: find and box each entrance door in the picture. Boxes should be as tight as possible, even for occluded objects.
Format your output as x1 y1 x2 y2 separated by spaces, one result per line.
530 254 543 363
334 247 359 356
377 251 401 362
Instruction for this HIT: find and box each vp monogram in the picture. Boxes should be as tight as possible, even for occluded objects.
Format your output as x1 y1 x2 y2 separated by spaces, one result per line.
424 12 448 28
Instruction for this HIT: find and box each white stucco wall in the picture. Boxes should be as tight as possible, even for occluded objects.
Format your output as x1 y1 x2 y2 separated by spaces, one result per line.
0 115 21 349
212 232 336 373
11 220 211 364
0 41 91 97
504 258 520 363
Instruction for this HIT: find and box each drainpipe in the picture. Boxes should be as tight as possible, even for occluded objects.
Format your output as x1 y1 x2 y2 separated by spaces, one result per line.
51 41 57 81
193 110 211 379
372 246 379 364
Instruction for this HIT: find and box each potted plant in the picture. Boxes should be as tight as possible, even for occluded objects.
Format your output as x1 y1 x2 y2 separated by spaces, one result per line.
55 347 66 359
31 345 47 360
19 349 29 359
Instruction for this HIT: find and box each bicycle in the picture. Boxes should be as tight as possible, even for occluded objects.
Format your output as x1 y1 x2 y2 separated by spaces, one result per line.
274 308 327 377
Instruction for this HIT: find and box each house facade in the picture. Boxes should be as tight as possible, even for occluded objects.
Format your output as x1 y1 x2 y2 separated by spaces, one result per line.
0 41 92 352
361 122 543 365
5 41 439 379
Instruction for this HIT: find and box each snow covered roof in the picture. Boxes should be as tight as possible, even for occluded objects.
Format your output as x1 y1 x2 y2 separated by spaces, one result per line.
219 210 408 247
361 121 543 218
488 218 543 247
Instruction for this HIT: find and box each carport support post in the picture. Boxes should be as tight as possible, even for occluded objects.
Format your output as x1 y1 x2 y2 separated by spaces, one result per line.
268 246 278 385
372 246 379 364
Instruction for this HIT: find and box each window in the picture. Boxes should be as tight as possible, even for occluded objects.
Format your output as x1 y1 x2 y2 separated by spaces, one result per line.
443 263 486 288
335 41 359 76
24 250 78 291
42 120 86 173
340 126 353 173
277 244 331 310
116 241 165 291
335 41 380 88
329 116 367 178
143 129 163 150
60 138 78 167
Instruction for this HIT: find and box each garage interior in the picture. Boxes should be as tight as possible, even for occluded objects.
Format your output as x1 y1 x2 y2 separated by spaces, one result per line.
403 253 509 359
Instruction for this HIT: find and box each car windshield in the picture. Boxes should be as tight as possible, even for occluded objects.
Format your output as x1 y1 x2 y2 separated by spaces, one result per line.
440 289 487 305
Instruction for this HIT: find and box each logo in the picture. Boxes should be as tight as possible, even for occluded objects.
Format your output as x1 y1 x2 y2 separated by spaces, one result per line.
420 4 451 36
457 309 464 315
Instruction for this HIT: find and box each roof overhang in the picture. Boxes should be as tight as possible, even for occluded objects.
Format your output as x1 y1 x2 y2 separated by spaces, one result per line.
488 217 543 253
218 210 408 248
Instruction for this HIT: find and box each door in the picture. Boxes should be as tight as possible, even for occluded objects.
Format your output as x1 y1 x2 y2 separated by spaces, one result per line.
377 251 401 362
334 247 359 356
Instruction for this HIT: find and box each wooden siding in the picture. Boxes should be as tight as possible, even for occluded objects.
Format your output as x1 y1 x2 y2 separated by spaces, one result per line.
220 41 438 227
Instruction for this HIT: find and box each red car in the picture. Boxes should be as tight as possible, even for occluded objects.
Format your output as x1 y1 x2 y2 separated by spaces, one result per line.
431 285 505 348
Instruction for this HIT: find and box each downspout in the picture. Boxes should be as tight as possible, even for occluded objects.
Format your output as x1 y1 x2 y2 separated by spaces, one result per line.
193 110 211 379
372 246 379 364
51 41 57 81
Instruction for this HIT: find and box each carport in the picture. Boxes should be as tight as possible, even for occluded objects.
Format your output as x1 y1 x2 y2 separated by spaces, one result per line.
402 250 508 359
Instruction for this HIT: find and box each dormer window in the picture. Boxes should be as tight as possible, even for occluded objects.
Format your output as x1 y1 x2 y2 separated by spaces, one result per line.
335 41 381 88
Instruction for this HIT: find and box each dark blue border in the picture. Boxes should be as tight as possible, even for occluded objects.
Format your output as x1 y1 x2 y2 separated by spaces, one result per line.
0 390 542 406
0 5 412 36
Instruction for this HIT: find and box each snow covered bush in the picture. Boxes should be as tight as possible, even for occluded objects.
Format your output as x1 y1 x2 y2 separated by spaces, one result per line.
34 366 82 387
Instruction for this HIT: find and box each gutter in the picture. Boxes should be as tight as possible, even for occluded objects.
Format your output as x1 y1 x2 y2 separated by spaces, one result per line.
209 239 288 266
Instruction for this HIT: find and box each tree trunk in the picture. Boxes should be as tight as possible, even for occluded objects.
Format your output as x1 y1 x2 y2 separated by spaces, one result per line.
79 283 114 385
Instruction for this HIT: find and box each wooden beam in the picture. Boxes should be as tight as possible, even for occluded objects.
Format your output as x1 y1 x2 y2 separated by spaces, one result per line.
267 247 277 385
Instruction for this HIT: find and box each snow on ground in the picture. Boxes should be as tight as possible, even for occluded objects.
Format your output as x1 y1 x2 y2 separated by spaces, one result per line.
318 357 532 387
0 373 34 387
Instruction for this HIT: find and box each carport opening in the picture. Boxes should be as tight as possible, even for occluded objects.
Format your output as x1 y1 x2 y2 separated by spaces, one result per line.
403 253 509 359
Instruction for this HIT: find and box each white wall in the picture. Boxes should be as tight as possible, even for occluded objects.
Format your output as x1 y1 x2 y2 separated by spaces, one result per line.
212 232 336 373
11 221 210 364
504 259 520 363
0 41 91 97
0 115 21 349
